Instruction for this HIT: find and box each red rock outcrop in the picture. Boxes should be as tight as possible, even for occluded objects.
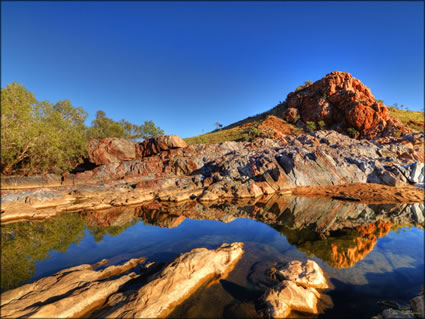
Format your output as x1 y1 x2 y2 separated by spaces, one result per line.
87 135 187 165
285 71 408 138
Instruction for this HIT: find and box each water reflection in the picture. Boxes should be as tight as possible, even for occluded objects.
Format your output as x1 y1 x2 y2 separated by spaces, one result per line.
1 195 423 293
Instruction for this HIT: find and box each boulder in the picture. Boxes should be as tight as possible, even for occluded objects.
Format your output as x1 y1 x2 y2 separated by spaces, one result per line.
262 259 332 318
88 137 139 165
263 280 322 318
271 260 329 289
140 135 187 157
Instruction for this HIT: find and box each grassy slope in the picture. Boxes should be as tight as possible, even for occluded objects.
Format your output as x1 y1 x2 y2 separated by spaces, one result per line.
185 104 424 145
388 107 424 132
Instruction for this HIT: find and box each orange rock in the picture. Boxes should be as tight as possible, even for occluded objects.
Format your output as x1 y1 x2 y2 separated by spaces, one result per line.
286 71 405 138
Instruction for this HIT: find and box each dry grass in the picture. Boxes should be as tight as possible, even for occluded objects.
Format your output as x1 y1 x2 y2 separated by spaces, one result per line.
388 107 424 131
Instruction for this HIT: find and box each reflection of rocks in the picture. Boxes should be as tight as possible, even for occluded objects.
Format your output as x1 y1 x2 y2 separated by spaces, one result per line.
262 260 332 318
0 243 244 318
1 196 422 293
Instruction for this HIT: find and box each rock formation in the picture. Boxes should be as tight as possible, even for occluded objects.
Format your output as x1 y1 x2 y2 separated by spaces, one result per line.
262 260 332 318
284 71 409 139
1 131 424 223
88 134 187 165
0 242 244 318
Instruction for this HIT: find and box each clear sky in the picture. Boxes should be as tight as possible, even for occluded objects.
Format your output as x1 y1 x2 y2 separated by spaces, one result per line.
2 1 424 138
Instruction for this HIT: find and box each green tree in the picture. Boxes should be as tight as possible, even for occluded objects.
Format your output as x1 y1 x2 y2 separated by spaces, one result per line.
1 83 41 173
87 110 127 140
88 111 164 141
1 83 89 174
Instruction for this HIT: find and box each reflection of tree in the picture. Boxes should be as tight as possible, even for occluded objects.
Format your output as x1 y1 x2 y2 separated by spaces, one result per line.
1 213 86 292
274 221 394 269
87 221 138 242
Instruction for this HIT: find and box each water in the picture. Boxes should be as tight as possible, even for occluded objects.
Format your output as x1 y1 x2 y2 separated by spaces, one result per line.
1 196 424 318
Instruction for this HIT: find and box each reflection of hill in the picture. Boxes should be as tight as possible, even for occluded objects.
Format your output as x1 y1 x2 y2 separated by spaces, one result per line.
274 220 394 268
2 195 422 291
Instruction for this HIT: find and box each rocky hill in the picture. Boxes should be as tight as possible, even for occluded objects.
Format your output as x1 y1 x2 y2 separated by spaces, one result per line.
186 71 423 144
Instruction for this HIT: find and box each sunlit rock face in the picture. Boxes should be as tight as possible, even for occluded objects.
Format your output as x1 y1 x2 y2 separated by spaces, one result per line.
285 71 409 139
0 243 244 319
262 260 333 318
0 257 146 318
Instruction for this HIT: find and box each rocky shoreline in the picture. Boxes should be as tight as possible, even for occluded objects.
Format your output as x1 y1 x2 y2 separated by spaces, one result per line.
1 131 424 224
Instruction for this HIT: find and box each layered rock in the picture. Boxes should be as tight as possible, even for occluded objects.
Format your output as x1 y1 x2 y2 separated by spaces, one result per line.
262 260 332 318
0 257 146 318
87 134 187 165
96 242 244 318
0 243 244 318
285 71 409 139
1 131 424 224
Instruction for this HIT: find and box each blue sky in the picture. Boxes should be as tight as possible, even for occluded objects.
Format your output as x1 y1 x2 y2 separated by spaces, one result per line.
2 1 424 138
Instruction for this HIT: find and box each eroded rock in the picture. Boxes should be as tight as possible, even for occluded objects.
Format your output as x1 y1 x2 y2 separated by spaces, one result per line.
0 257 146 318
286 71 409 139
262 259 332 318
94 242 244 318
0 242 244 318
270 260 329 289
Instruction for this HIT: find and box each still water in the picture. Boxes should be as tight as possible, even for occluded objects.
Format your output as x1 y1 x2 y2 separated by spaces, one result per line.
1 196 424 318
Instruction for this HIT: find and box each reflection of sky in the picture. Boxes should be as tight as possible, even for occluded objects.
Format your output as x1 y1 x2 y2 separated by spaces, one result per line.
33 218 424 292
33 218 295 280
17 216 425 318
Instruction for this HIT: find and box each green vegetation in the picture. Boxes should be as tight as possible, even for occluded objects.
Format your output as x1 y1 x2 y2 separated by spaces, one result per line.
388 107 424 132
318 120 326 130
304 80 313 85
306 121 317 133
1 82 163 174
347 127 358 138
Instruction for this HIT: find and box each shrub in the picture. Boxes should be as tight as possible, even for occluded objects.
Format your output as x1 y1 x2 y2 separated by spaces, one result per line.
376 99 384 104
260 128 275 139
306 121 317 133
304 80 313 85
347 127 358 138
318 120 326 130
321 93 328 100
394 131 402 137
295 85 304 92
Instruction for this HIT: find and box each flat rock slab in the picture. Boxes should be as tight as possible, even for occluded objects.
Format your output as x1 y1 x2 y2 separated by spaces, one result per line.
0 257 146 318
1 242 244 318
98 242 244 318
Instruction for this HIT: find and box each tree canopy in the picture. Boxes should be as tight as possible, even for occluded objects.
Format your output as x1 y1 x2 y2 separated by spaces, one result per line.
1 82 164 174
